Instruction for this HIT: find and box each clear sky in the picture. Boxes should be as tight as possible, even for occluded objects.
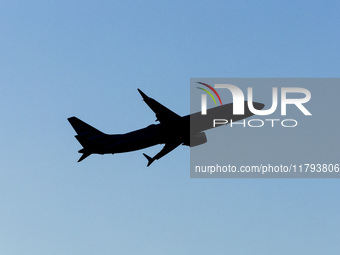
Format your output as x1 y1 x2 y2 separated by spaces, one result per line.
1 1 339 254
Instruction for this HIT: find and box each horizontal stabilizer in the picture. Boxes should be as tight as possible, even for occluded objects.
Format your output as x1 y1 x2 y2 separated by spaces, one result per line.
78 152 91 162
68 117 107 162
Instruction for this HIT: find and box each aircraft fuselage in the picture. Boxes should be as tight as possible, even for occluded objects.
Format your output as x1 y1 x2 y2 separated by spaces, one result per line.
68 89 264 165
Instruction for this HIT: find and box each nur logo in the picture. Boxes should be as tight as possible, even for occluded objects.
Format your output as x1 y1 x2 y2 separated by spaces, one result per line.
196 82 312 116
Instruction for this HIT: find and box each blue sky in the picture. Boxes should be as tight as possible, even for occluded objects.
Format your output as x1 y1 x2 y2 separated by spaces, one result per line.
1 1 339 254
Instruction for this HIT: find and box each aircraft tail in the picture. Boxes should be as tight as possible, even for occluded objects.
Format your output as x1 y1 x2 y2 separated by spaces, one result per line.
68 116 104 136
78 151 91 162
68 116 106 162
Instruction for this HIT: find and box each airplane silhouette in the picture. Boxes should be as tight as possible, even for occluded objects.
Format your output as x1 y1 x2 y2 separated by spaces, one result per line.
68 89 264 166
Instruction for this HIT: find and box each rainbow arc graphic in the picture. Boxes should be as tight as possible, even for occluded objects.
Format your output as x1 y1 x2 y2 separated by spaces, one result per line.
196 82 222 105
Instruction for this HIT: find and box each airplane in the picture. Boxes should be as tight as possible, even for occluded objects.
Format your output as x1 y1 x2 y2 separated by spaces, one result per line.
68 89 264 166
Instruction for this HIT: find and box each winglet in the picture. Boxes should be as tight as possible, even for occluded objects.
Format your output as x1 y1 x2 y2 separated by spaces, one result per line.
143 153 155 167
137 89 149 101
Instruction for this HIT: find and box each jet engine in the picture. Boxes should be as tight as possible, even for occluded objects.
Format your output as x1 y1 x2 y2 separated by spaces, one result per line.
183 132 207 147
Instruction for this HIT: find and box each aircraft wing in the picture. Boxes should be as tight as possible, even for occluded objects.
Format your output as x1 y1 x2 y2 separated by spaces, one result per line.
137 89 182 125
143 140 182 167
